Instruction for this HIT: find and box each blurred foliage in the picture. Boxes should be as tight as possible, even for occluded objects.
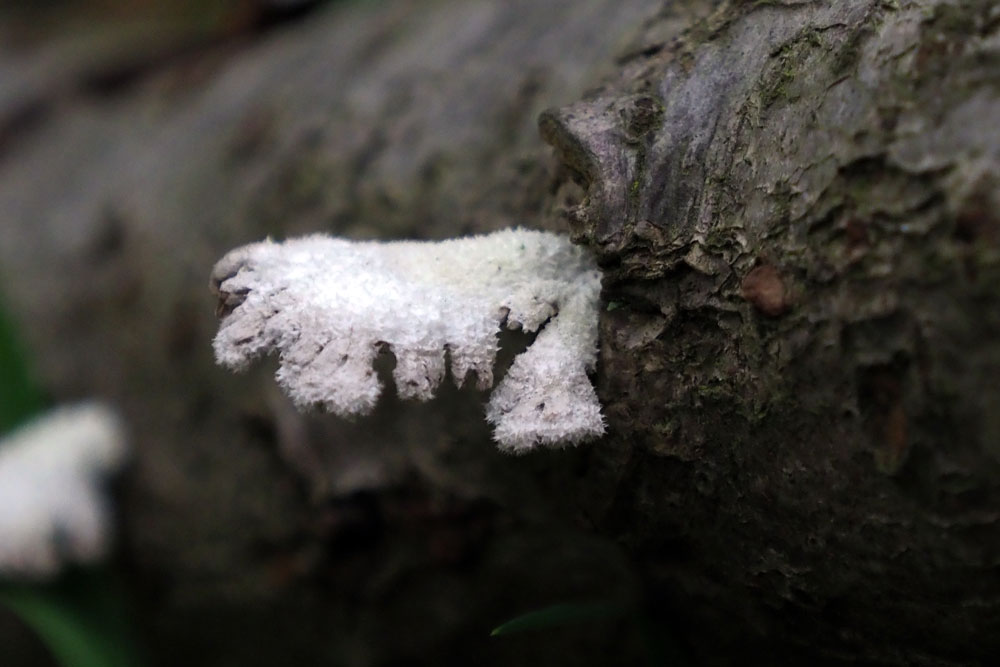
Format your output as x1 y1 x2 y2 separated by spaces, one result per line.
0 295 45 432
0 570 141 667
490 600 626 637
0 294 140 667
491 598 693 666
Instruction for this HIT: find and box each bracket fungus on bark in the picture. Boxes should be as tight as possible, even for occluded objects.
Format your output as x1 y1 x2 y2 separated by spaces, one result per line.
210 228 605 453
0 404 127 579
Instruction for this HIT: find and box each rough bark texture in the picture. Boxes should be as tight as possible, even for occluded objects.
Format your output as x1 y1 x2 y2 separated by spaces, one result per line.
0 0 998 665
540 1 1000 664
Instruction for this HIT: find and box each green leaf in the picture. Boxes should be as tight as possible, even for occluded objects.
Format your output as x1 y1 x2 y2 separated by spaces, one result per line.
0 294 46 432
490 600 626 637
0 570 141 667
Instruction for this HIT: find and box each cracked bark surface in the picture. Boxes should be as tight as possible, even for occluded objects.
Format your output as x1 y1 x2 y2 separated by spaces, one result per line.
0 0 998 665
542 0 1000 664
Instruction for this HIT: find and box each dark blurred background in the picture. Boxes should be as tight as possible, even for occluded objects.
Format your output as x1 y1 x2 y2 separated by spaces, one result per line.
0 1 667 665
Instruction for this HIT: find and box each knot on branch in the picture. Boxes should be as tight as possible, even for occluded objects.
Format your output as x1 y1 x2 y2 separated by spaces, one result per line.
539 94 663 256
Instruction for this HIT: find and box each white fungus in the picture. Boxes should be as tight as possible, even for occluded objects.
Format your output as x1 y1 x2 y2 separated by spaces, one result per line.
0 404 127 579
211 228 605 452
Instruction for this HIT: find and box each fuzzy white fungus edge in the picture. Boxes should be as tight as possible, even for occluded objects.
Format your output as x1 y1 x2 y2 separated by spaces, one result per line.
0 403 127 579
211 228 605 452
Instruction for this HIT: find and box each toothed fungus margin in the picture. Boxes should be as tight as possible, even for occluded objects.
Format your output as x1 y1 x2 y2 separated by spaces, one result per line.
210 228 605 453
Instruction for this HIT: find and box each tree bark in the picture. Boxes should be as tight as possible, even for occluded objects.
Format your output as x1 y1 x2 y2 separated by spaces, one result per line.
0 0 997 665
540 1 1000 663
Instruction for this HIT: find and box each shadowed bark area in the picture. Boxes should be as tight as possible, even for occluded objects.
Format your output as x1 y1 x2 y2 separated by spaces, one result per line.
0 0 997 665
539 0 1000 663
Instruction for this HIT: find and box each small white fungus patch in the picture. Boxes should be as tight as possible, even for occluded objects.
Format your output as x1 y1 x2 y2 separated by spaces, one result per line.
0 404 127 579
211 228 605 452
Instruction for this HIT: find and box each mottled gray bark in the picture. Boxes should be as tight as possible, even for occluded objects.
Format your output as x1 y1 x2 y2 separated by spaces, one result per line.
540 1 1000 664
0 0 997 665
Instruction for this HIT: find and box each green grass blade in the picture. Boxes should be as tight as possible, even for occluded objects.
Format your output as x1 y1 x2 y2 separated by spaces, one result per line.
0 570 141 667
0 296 46 432
490 600 626 637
